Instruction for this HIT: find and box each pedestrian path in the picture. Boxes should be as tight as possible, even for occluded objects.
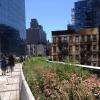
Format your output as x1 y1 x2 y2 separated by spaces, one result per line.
0 63 22 100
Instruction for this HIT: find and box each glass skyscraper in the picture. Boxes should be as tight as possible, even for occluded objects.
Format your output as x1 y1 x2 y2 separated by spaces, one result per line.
0 0 26 38
71 0 100 29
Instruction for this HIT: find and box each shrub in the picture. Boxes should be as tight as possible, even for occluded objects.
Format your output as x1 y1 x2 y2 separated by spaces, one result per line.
23 57 99 100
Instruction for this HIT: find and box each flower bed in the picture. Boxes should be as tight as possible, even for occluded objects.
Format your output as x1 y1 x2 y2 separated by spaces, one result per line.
23 57 100 100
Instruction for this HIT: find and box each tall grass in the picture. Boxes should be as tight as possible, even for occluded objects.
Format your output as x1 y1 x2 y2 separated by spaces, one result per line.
23 57 97 100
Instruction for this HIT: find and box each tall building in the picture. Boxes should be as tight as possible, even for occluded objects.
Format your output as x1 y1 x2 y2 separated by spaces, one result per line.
51 28 100 66
26 19 47 56
0 0 26 38
0 0 26 55
27 19 47 44
71 0 100 29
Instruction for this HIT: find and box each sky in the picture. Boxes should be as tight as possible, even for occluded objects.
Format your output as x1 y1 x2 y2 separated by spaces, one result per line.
25 0 76 41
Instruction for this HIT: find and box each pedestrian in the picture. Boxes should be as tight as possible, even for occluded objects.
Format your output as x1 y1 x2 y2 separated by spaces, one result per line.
19 56 24 62
6 55 10 73
8 55 15 76
1 56 7 76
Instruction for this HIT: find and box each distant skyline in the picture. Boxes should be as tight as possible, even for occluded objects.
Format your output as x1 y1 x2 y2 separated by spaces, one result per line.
25 0 76 41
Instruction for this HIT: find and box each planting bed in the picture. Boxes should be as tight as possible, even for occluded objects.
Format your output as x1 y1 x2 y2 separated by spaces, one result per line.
23 57 100 100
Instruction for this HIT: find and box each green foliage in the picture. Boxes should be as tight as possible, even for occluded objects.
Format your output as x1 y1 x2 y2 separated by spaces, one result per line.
23 57 98 100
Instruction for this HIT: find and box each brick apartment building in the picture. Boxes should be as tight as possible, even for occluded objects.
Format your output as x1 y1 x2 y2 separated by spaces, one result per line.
51 28 100 66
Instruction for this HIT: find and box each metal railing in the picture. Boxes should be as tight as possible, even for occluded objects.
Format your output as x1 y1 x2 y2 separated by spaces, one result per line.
48 60 100 70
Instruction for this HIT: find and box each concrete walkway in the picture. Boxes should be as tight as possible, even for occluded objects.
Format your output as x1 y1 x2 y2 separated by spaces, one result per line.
0 63 22 100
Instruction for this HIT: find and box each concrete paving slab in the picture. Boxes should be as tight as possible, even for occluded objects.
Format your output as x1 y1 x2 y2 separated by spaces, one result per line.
0 64 21 100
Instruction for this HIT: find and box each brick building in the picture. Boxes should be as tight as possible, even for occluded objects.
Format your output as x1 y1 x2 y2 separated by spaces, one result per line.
51 28 100 66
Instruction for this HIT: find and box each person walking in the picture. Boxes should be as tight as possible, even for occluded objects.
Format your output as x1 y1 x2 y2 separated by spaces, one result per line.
6 55 10 73
8 55 15 76
19 56 24 62
1 56 7 76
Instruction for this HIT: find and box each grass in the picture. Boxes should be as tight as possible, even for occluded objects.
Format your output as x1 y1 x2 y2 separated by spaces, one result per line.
23 57 99 100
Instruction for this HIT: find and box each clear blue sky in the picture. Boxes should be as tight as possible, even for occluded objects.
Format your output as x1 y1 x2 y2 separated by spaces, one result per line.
25 0 76 41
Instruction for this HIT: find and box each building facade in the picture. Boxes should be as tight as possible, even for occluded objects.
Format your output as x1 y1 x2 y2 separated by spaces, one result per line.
26 19 47 56
0 0 26 55
27 19 47 44
0 0 26 38
71 0 100 29
51 28 100 66
27 44 46 56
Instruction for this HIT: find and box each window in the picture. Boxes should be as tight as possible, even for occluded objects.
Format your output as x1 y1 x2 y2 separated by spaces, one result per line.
53 46 56 53
75 45 79 51
93 63 96 66
64 37 67 42
58 37 62 42
69 46 72 51
76 55 79 60
30 47 33 55
69 55 73 60
93 45 97 50
58 37 61 40
53 37 56 43
63 44 67 49
92 35 96 41
87 35 91 42
69 36 73 42
75 36 79 42
81 36 85 41
93 54 97 59
53 55 56 61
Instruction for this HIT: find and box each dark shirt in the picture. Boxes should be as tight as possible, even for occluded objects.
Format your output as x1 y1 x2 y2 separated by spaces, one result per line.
8 56 15 66
1 59 7 70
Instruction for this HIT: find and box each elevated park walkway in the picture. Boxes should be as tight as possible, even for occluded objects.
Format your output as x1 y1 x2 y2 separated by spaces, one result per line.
0 61 99 100
0 63 35 100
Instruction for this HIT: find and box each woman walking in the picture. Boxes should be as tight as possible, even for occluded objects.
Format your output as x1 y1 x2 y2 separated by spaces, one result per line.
8 55 15 76
1 56 7 76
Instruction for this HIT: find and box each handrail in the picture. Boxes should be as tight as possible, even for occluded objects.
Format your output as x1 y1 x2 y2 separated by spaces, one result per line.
75 64 100 70
48 60 100 70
